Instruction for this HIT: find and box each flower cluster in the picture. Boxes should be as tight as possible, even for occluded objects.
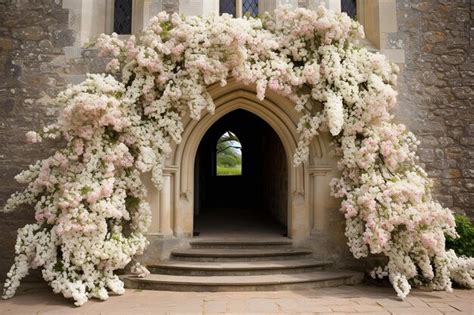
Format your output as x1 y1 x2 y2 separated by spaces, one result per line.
2 75 152 306
2 5 472 306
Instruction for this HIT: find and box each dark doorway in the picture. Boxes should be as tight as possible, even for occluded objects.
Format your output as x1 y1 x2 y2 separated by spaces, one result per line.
194 110 288 237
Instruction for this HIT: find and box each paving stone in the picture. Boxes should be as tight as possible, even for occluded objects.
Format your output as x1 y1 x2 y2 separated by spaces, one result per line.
376 298 413 308
309 297 359 306
404 297 428 307
330 305 358 312
244 298 280 312
277 298 332 312
353 304 388 312
428 302 461 313
0 285 472 314
385 307 444 315
448 301 474 313
0 0 473 292
203 299 231 313
351 297 382 305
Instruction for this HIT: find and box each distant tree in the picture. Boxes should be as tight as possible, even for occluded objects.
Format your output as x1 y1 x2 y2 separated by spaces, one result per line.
217 154 238 167
216 132 242 173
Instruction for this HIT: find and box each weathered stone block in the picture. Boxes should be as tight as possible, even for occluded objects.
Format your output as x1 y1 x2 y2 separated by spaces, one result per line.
455 193 474 207
423 31 446 44
38 39 53 50
0 37 15 50
443 169 462 179
433 194 453 207
462 169 474 178
12 26 45 41
418 148 436 162
0 98 15 114
441 54 466 65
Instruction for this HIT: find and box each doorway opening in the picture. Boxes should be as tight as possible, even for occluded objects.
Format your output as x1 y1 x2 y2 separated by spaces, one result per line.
193 109 288 237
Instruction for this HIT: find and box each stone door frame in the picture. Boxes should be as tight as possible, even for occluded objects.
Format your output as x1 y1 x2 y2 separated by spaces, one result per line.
151 79 336 242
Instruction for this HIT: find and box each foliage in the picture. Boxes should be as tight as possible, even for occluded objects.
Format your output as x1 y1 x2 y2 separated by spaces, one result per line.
446 214 474 257
216 131 242 174
217 132 241 163
216 166 242 176
1 5 472 306
217 154 240 168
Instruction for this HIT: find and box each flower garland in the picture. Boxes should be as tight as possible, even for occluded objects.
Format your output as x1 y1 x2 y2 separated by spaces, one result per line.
2 6 472 306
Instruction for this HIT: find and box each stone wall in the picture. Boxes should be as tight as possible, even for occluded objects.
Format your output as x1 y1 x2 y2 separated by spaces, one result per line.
0 0 180 282
394 0 473 218
0 0 69 282
0 0 472 283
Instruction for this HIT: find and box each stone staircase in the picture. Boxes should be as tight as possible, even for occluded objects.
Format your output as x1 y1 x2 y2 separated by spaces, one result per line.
123 238 363 291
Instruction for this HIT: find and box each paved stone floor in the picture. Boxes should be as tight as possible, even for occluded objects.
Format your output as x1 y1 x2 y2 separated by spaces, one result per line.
0 284 472 314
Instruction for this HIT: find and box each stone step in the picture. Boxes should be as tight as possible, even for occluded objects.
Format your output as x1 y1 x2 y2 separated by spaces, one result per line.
171 248 313 261
147 259 332 276
190 238 293 249
122 270 364 292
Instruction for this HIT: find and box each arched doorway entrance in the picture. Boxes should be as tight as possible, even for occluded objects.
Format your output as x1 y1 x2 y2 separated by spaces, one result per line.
193 109 288 237
166 80 335 242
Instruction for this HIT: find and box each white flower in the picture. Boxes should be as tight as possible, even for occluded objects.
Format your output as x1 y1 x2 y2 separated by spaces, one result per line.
130 262 150 278
25 131 42 144
325 92 344 136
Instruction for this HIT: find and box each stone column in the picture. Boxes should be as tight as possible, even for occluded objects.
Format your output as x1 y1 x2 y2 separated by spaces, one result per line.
311 173 325 232
259 0 299 15
141 172 160 234
355 0 404 62
307 0 341 12
63 0 111 46
236 0 243 17
132 0 163 33
309 167 332 233
179 0 219 16
159 173 173 236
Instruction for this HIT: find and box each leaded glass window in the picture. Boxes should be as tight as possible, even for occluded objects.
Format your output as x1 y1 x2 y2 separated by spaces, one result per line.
220 0 259 18
114 0 132 34
242 0 258 17
220 0 236 16
341 0 357 19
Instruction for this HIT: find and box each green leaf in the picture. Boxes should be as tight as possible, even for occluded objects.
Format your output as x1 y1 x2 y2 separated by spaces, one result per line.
126 196 140 210
80 186 92 195
446 214 474 257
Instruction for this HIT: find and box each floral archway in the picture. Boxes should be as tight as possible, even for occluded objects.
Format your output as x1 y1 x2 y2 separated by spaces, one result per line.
2 6 473 306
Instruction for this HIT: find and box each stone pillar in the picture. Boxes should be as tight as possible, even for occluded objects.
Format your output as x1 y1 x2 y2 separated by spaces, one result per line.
63 0 111 46
309 167 332 233
132 0 163 33
307 0 341 13
159 173 173 236
179 0 219 16
236 0 243 17
311 173 326 233
141 172 161 234
288 164 311 242
176 192 194 237
259 0 299 15
290 191 311 242
355 0 404 62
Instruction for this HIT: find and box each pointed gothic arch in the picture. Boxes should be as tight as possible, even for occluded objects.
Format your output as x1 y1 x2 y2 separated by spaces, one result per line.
141 78 341 254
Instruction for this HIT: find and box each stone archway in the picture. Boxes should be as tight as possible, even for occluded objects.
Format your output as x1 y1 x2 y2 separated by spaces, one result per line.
141 78 343 262
139 79 338 260
193 109 289 237
161 79 339 243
